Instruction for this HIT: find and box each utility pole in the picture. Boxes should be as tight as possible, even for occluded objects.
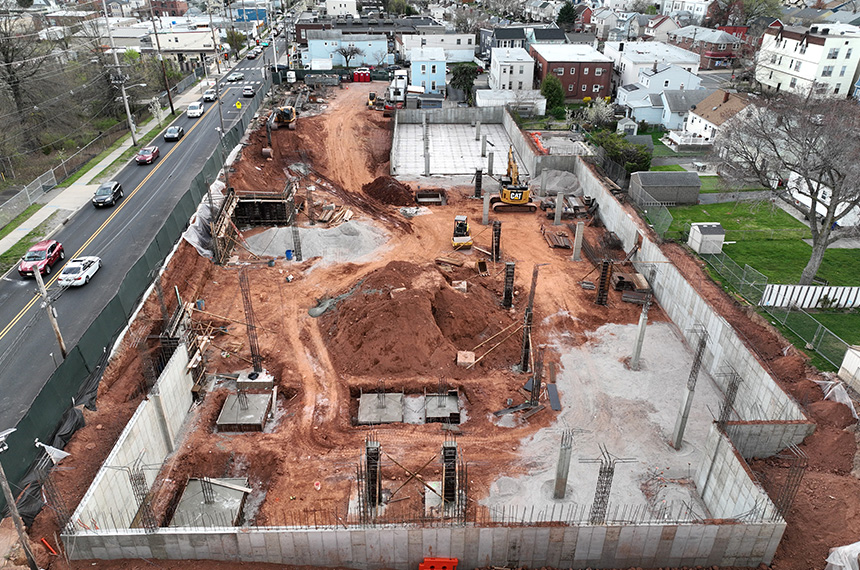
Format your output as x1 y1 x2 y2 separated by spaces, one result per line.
0 429 39 570
208 1 222 74
34 269 67 359
148 1 176 115
101 0 138 146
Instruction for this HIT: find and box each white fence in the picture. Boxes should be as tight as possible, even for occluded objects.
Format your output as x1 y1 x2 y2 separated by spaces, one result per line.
760 284 860 309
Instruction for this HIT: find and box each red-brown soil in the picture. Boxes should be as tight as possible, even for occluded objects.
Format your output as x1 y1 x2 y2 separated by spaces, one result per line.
21 81 858 570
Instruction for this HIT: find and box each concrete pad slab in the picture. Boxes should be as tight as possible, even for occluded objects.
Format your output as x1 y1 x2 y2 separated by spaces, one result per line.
357 393 404 424
170 477 249 527
216 392 270 431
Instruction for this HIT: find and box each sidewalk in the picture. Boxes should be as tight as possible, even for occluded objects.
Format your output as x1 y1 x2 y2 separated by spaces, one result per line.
0 80 214 260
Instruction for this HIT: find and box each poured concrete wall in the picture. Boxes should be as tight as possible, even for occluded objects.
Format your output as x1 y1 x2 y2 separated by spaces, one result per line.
71 344 193 530
726 421 813 460
395 107 503 125
696 425 779 522
64 519 786 568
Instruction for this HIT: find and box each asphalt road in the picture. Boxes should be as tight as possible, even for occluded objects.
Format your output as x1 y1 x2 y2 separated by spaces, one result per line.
0 41 285 432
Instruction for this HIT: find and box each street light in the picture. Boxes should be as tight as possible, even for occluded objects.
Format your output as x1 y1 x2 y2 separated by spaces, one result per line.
0 429 39 570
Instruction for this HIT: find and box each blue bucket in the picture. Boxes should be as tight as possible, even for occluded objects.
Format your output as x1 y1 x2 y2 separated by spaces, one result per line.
196 299 205 311
285 249 293 261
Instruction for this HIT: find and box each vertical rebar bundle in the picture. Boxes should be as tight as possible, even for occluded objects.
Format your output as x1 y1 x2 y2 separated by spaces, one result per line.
474 168 482 198
553 430 574 499
238 270 263 373
717 369 743 429
306 185 315 225
365 434 381 508
128 460 157 532
503 262 515 308
492 220 501 262
581 444 634 525
238 389 249 410
596 260 612 305
201 477 215 505
771 444 808 520
519 265 542 372
530 349 544 406
672 326 709 450
441 439 458 504
291 224 303 262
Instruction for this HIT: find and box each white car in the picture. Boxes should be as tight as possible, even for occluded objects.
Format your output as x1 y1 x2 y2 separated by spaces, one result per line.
187 102 204 118
57 256 102 287
203 89 217 101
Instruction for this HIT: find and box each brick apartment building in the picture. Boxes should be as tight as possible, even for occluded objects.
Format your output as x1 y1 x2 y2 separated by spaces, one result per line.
530 43 613 100
149 0 187 17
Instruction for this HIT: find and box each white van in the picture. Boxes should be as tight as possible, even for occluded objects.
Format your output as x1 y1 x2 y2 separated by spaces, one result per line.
187 102 204 118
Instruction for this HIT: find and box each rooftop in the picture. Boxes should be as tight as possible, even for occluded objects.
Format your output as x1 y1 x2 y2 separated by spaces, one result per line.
531 43 612 62
670 25 744 44
692 89 750 126
491 46 533 62
605 40 700 64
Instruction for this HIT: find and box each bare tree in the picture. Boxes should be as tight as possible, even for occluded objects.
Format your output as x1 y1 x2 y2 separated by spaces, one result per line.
371 49 388 68
335 45 365 70
714 94 860 285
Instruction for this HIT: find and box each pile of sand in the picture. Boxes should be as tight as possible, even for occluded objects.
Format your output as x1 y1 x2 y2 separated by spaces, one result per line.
245 221 388 264
362 176 414 206
529 169 582 196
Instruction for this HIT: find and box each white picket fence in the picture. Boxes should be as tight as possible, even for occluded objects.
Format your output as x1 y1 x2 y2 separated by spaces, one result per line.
760 284 860 309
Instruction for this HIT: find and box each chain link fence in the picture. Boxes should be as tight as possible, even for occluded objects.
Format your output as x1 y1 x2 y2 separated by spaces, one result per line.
628 183 673 238
702 251 849 368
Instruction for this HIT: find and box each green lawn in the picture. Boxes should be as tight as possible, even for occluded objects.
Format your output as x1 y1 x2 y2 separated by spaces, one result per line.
723 240 860 286
699 176 721 193
812 311 860 345
667 201 808 233
0 204 43 240
650 164 685 171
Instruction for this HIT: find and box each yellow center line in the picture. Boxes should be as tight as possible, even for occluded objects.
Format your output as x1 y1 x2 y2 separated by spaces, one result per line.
0 103 219 342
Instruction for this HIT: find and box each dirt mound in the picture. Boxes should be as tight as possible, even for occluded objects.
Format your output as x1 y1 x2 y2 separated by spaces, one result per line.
807 400 857 429
320 261 519 376
362 176 414 206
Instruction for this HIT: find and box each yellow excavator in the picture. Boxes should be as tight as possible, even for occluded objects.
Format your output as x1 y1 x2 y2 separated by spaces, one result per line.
271 105 297 130
490 146 537 213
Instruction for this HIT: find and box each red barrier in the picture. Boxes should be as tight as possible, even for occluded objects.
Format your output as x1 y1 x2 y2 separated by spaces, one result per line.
419 557 459 570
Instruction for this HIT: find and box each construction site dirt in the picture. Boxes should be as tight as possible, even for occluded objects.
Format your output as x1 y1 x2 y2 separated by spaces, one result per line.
22 81 860 570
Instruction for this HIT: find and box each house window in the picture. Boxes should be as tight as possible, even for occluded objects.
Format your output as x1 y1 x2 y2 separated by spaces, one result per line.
822 65 833 77
431 80 437 90
664 79 670 87
431 65 436 73
846 48 853 58
583 67 589 74
840 65 847 77
519 65 524 74
827 47 839 59
718 43 726 50
835 83 841 93
456 38 461 45
570 67 576 74
794 61 801 71
593 84 600 92
790 77 796 88
568 84 575 91
595 67 603 76
581 84 586 91
421 64 426 73
770 54 776 63
468 38 473 44
553 67 564 75
421 81 426 87
518 81 523 89
769 70 773 79
800 44 807 54
508 81 512 89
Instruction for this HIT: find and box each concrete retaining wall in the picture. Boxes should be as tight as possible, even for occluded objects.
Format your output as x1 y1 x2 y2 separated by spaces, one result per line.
71 344 193 530
696 425 779 522
395 107 503 125
64 519 786 568
725 421 813 460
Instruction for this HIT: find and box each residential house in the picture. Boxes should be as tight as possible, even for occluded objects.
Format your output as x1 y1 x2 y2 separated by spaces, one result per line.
524 0 563 22
565 31 599 49
139 28 218 71
148 0 187 17
591 8 618 39
303 29 389 68
325 0 358 17
644 15 679 42
531 43 613 100
755 24 860 98
490 47 536 90
669 89 749 148
661 88 714 130
779 7 833 26
663 0 710 24
42 10 99 27
527 26 567 48
667 25 743 69
572 5 592 32
410 47 446 94
603 41 700 87
617 63 702 124
397 31 476 63
482 27 527 61
295 15 437 45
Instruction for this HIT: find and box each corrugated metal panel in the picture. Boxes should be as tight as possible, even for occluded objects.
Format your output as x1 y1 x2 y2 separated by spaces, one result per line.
760 284 860 309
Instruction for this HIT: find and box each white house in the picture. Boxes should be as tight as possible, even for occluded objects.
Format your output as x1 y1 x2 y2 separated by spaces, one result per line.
617 63 702 124
663 0 710 24
756 24 860 98
603 40 700 86
672 89 749 146
591 8 619 40
397 32 476 63
324 0 358 17
643 15 679 42
660 88 714 130
490 47 536 91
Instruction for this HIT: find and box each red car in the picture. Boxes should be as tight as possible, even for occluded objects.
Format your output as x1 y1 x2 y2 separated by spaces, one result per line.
18 239 64 277
136 146 160 165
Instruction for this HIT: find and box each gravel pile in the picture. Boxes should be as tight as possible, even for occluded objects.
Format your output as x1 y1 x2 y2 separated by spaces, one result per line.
245 221 388 264
530 169 582 196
